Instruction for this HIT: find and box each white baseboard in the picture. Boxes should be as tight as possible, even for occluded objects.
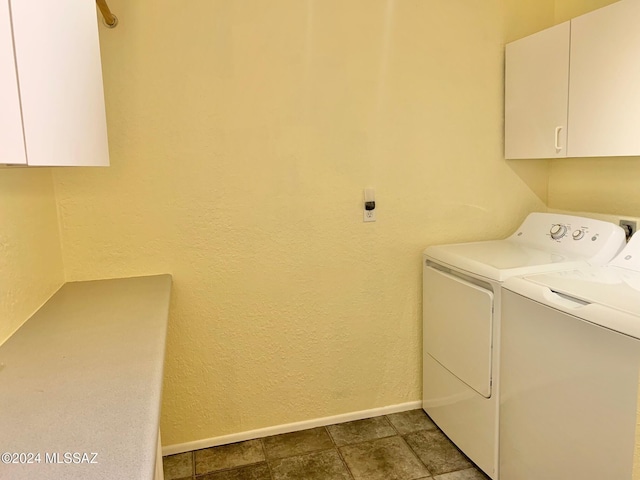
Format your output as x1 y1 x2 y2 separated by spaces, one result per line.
162 400 423 456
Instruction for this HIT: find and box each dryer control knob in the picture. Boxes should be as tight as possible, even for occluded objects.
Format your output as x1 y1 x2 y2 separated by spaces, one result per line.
550 224 567 240
572 229 585 240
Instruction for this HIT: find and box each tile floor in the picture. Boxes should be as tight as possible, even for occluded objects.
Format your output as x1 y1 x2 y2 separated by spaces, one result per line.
162 410 490 480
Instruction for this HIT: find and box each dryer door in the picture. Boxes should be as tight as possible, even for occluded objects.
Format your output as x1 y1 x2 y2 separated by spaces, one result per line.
424 265 494 397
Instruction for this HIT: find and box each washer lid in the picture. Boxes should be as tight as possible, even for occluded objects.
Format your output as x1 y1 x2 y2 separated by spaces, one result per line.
425 240 587 282
522 266 640 317
516 233 640 316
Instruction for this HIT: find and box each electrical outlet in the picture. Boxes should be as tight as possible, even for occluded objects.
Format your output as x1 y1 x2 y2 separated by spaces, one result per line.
364 209 376 222
363 188 376 222
620 219 637 241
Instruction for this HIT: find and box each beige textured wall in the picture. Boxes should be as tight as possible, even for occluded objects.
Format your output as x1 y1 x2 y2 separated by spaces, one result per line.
554 0 619 23
53 0 545 447
504 0 555 42
0 169 64 345
549 157 640 216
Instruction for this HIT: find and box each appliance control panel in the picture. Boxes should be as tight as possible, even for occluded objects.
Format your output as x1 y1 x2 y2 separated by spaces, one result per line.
509 213 626 265
549 224 589 241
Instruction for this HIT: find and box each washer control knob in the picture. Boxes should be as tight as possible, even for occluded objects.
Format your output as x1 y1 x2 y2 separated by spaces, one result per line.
550 224 567 240
572 229 585 240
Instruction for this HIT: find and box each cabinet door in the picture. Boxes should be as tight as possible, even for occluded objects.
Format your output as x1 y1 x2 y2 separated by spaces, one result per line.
568 0 640 157
0 0 26 165
505 22 570 159
10 0 109 166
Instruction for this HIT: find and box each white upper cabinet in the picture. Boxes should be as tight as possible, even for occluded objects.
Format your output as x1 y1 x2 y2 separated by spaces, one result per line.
568 0 640 157
505 0 640 159
0 0 26 165
505 22 570 159
2 0 109 166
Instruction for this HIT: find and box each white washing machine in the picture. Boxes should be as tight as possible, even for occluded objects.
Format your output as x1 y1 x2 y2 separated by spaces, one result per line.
422 213 626 479
500 233 640 480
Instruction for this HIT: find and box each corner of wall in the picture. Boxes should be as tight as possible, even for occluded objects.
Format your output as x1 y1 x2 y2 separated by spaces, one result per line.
0 168 65 345
50 169 67 283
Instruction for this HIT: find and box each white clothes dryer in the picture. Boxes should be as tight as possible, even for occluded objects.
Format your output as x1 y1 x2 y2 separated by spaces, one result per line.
422 212 626 479
500 233 640 480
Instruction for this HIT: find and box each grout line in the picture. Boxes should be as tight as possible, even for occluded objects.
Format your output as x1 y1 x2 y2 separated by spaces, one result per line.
335 434 397 449
328 432 399 449
259 437 276 480
327 416 399 449
398 433 432 477
265 446 336 462
259 427 339 461
325 425 338 448
385 412 436 477
384 419 436 477
383 414 399 435
326 426 356 480
325 426 355 480
192 460 266 478
336 449 356 480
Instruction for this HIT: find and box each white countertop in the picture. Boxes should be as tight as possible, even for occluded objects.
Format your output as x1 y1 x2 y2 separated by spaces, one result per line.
0 275 172 480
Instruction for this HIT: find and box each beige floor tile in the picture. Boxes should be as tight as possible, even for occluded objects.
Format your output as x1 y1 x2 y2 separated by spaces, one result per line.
387 409 436 435
177 413 486 480
405 429 472 475
269 449 351 480
195 439 265 475
197 462 272 480
434 467 490 480
327 417 395 447
339 436 430 480
162 452 193 480
263 427 334 459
